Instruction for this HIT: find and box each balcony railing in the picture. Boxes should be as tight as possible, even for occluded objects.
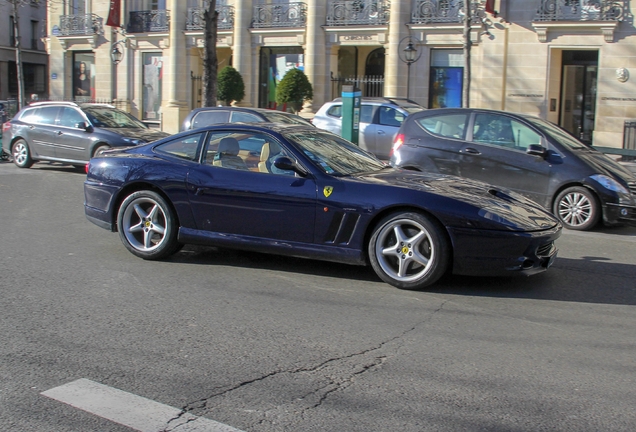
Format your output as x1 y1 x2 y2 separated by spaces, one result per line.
58 13 104 36
535 0 627 21
326 0 390 26
126 10 170 33
186 5 235 30
411 0 463 24
252 2 307 28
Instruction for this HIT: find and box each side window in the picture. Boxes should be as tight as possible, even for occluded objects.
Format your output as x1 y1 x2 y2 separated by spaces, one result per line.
360 105 374 124
327 105 342 118
25 107 60 125
416 114 467 139
191 111 229 129
204 132 294 175
230 112 261 123
58 107 86 128
473 114 538 150
153 132 203 161
377 107 404 127
510 120 542 151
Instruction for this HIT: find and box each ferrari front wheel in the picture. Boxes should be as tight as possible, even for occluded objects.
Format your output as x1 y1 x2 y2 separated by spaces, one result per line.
117 190 181 260
368 212 450 290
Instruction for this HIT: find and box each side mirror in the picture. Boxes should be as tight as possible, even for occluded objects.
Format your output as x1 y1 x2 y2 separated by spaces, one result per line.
76 121 92 131
273 156 308 177
527 144 547 157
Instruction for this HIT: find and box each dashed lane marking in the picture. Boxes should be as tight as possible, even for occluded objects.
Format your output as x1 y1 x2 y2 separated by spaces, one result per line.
41 378 245 432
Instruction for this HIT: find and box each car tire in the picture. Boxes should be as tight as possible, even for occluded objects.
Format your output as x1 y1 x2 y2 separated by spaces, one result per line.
368 212 450 290
12 139 33 168
92 144 110 157
117 190 181 260
553 186 600 231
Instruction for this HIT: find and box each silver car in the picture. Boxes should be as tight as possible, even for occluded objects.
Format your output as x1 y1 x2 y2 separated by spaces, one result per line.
313 97 425 159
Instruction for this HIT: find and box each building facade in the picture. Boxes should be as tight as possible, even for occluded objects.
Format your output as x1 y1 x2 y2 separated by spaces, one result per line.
0 0 48 113
45 0 635 148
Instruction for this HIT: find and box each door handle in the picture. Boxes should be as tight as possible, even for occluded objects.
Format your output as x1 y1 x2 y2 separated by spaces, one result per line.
377 130 386 135
461 147 480 155
57 130 63 135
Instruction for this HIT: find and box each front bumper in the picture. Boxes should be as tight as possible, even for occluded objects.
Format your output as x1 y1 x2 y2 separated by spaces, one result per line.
447 224 562 277
604 203 636 226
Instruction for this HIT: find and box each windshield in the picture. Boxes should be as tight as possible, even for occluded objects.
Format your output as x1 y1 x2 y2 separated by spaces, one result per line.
285 130 386 176
83 107 147 129
525 116 586 150
262 111 313 126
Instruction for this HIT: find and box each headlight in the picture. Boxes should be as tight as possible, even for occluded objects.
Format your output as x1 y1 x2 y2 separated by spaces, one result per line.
590 174 628 194
122 138 145 146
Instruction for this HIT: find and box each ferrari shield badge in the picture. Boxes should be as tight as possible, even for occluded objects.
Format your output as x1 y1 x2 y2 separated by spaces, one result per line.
323 186 334 198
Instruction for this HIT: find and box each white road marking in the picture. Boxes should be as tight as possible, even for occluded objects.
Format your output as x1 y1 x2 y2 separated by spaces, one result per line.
42 378 244 432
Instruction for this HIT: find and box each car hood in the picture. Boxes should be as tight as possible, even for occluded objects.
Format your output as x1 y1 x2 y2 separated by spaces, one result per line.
573 147 636 183
100 127 170 142
355 169 560 231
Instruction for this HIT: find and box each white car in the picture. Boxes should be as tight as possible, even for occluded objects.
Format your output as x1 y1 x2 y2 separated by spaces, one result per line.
313 97 425 159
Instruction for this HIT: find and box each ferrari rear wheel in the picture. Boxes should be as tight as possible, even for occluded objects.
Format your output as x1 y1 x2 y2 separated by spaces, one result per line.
117 190 181 260
369 212 450 290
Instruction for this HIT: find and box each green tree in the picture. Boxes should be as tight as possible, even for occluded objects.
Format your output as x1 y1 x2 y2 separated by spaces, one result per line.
275 68 313 114
217 66 245 106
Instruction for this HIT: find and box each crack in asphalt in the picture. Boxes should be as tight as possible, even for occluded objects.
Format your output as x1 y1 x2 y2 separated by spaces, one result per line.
163 300 449 431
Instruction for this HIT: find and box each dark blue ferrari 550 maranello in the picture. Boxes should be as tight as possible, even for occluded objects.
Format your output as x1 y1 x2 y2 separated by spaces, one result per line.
84 123 561 290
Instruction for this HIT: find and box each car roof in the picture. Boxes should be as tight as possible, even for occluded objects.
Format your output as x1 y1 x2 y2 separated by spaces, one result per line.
26 101 117 109
330 97 423 107
188 106 298 115
409 107 542 121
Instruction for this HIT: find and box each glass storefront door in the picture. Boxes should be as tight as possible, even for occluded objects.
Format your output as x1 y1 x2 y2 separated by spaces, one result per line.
560 51 598 145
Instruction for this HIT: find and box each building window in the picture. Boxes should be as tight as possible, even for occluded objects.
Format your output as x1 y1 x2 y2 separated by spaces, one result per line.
31 20 39 50
429 49 463 108
10 16 15 47
8 62 46 96
73 52 95 100
142 53 163 121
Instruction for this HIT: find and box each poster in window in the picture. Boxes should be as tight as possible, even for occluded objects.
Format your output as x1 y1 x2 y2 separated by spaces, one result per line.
74 53 95 101
143 53 163 121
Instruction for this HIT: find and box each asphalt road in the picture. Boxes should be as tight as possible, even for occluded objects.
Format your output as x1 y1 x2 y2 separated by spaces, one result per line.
1 160 635 431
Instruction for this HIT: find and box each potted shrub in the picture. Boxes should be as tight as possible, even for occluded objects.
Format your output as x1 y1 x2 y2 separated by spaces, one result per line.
217 66 245 106
275 68 313 113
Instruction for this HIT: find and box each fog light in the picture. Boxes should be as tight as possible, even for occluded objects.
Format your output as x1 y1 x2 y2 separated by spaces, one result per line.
621 208 629 216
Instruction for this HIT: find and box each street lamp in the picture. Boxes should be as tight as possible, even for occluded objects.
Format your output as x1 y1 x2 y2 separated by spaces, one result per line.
399 36 422 99
111 43 124 64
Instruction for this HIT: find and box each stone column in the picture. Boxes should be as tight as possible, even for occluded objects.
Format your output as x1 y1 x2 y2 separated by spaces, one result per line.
302 0 327 115
161 0 189 133
234 0 254 106
385 1 410 98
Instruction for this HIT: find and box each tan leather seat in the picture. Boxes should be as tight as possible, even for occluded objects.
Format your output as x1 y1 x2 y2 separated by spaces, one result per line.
213 137 247 170
258 142 271 173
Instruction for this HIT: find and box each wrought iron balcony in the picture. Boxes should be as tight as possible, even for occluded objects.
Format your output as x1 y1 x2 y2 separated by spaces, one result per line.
186 5 235 30
58 13 104 36
535 0 627 21
326 0 390 26
252 2 307 28
126 10 170 33
411 0 464 24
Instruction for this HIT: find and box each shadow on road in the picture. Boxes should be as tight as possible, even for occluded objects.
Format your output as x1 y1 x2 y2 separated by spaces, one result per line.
167 245 636 306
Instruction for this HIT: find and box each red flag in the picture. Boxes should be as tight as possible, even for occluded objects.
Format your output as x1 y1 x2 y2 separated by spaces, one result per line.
106 0 121 27
485 0 496 15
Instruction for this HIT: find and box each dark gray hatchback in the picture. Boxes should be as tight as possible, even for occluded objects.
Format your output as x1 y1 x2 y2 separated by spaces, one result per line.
390 108 636 231
2 101 169 169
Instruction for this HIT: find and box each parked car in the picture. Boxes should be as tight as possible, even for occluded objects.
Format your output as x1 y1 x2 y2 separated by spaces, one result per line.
182 106 313 131
84 122 561 291
313 97 425 159
2 101 169 169
390 107 636 231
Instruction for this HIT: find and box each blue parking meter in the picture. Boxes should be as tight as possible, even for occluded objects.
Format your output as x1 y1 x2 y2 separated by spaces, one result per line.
341 85 361 145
